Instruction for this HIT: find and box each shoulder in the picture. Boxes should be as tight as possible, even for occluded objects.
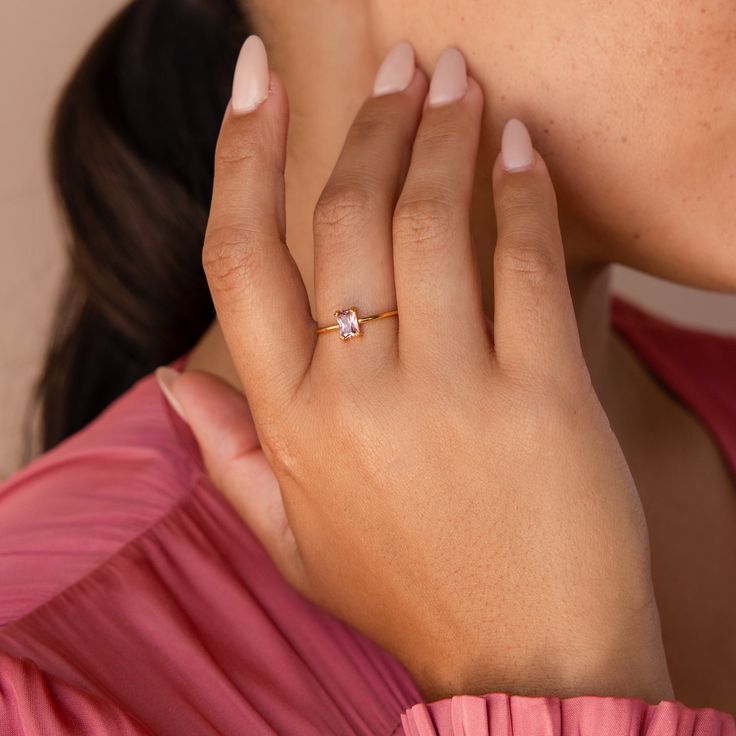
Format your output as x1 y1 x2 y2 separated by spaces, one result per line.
0 365 200 626
611 295 736 391
611 295 736 468
0 651 153 734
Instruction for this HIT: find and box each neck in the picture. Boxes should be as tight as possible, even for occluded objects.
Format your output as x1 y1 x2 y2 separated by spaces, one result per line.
188 1 620 414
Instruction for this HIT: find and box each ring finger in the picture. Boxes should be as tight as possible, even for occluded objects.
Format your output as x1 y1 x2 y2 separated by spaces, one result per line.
312 41 427 367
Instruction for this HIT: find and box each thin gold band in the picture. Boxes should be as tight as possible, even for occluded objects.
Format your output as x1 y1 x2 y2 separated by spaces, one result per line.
315 309 398 335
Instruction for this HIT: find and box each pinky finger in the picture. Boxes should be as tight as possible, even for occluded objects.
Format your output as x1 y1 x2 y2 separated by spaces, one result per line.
490 119 585 380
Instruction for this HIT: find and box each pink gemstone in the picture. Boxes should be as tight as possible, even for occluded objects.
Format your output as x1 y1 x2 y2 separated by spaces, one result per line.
335 308 361 340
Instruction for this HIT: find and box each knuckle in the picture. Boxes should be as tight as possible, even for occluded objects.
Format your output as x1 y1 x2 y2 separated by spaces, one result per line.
347 111 397 145
202 224 263 294
393 194 456 247
215 131 263 168
416 122 462 153
257 406 308 483
495 227 558 283
497 181 547 221
313 181 374 240
261 430 301 484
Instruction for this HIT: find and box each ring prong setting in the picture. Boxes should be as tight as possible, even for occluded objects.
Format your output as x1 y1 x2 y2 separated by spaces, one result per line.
335 307 362 340
315 306 397 338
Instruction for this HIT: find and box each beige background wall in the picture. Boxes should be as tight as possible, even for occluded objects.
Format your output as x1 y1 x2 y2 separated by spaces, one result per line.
0 0 127 479
1 1 735 479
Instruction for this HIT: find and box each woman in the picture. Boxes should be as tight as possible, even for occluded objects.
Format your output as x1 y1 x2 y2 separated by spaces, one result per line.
0 0 734 732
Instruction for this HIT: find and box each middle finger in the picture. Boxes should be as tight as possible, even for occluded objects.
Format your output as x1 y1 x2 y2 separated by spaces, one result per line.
393 48 488 369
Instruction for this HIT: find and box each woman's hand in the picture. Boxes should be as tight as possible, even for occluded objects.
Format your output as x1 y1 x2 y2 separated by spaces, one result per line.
168 38 673 702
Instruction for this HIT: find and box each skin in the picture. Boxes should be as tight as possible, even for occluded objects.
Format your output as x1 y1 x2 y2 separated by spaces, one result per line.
174 57 675 702
179 0 736 710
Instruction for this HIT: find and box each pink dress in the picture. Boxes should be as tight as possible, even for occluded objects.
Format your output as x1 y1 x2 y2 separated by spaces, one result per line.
0 296 734 735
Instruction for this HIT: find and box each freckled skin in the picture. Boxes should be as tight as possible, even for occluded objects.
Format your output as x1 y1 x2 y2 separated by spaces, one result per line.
373 0 736 290
363 10 736 705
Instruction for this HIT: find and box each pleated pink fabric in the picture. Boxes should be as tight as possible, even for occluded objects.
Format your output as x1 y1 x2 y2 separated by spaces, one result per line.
0 296 734 735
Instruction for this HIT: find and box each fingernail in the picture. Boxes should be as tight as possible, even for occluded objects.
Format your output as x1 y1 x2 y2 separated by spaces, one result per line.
232 35 270 114
372 41 415 97
427 47 467 108
501 118 535 172
156 367 188 424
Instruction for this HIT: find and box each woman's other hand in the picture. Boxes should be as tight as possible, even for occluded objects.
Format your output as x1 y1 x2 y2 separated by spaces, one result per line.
166 37 673 702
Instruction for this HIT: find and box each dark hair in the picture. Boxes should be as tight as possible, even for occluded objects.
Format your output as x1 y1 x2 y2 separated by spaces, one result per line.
36 0 249 450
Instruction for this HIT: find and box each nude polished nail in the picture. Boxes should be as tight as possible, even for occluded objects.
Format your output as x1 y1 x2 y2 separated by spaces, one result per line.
501 118 535 172
427 47 467 108
372 41 416 97
156 367 188 424
232 35 270 114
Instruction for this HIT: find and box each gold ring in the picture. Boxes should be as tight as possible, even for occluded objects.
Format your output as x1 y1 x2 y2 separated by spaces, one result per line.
316 307 398 341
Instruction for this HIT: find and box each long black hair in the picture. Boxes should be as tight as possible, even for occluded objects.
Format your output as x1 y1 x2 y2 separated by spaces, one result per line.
37 0 250 449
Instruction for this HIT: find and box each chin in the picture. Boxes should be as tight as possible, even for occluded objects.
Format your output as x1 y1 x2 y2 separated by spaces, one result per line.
622 199 736 294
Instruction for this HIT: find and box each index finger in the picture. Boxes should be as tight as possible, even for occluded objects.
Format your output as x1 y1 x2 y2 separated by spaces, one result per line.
203 36 315 414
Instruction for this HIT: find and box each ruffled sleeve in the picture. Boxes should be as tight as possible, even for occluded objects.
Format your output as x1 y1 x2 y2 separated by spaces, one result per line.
399 693 736 735
0 652 153 734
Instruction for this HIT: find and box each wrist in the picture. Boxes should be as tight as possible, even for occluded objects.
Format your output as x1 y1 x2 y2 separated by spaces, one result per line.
409 634 674 704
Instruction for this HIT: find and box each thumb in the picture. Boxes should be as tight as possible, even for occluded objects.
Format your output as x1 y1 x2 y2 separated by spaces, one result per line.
156 367 304 589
